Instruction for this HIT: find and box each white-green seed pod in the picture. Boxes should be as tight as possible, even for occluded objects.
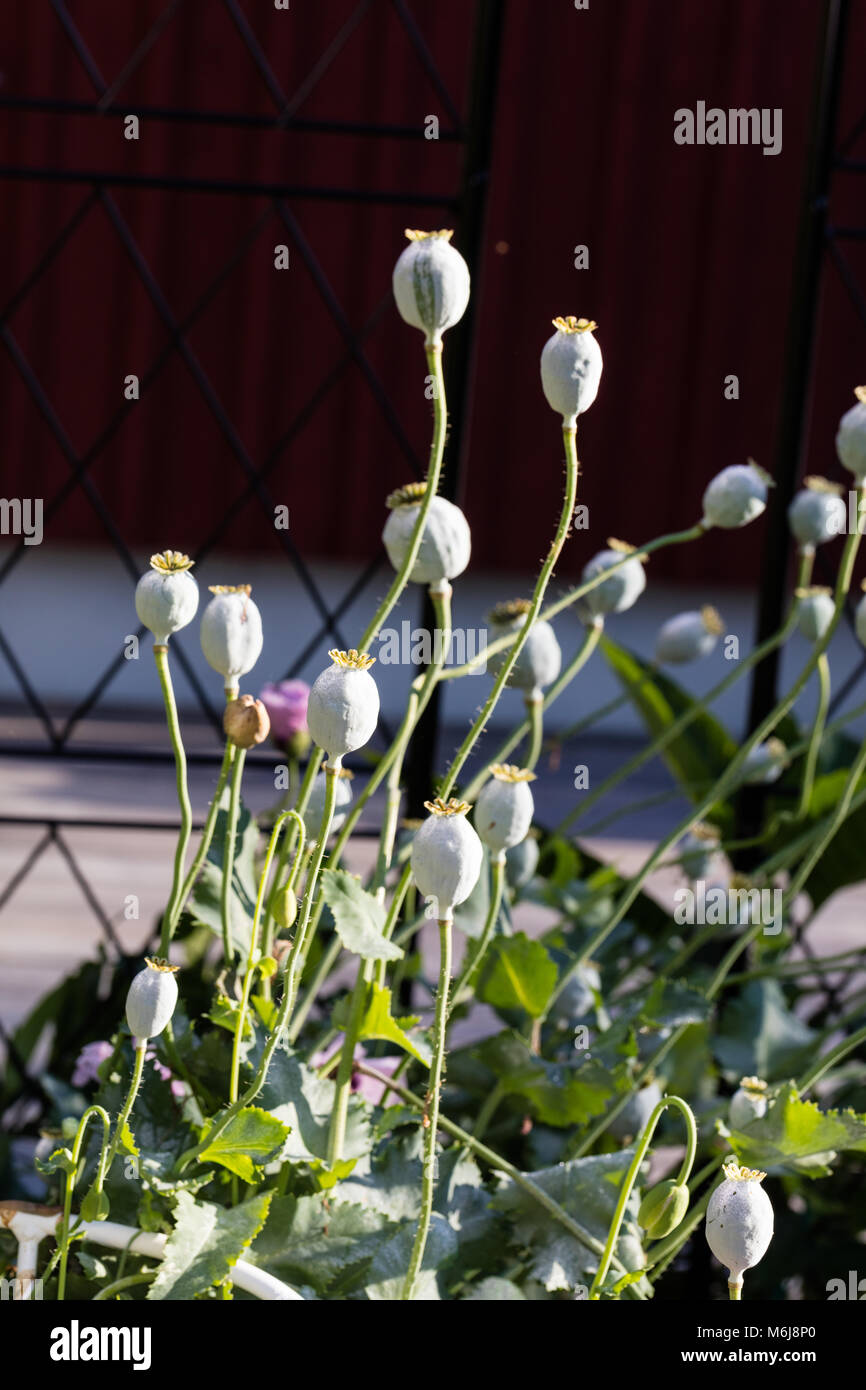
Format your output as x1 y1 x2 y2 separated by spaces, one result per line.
540 316 602 426
836 386 866 480
505 833 540 889
742 737 787 785
487 600 562 699
705 1162 774 1294
609 1078 663 1142
474 764 536 856
795 587 835 642
306 649 379 767
655 606 723 665
582 541 647 618
856 589 866 648
728 1077 769 1131
788 477 846 550
392 229 470 347
678 822 721 880
135 551 199 645
382 484 471 591
125 957 179 1042
411 797 483 923
200 585 263 688
702 461 771 529
303 765 354 842
551 962 601 1024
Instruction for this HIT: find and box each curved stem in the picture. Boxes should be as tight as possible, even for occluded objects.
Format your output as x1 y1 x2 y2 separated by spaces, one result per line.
797 1021 866 1092
56 1105 111 1302
796 652 830 818
220 747 247 963
402 917 452 1300
448 852 505 1018
154 645 193 956
93 1271 157 1300
589 1094 697 1299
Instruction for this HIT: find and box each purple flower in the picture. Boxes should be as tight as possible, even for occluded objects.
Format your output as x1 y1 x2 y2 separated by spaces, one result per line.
72 1040 114 1087
259 680 310 746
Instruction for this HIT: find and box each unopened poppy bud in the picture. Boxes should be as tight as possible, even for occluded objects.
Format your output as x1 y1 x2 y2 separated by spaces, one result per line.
271 883 298 930
382 483 471 591
836 386 866 480
540 316 602 426
705 1162 774 1297
582 540 647 618
223 694 270 749
135 551 199 645
795 587 835 643
125 957 179 1042
655 607 723 665
638 1179 690 1239
307 649 379 768
200 586 263 690
474 764 536 856
80 1185 110 1223
788 477 846 550
702 461 771 529
411 797 483 923
392 229 470 346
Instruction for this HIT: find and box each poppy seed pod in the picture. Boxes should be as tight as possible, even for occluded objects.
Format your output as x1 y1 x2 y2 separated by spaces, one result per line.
200 586 264 689
382 483 471 591
474 764 536 856
135 551 199 645
411 797 484 923
836 386 866 480
540 316 602 426
702 461 771 529
487 599 562 699
705 1163 774 1295
608 1078 663 1142
306 650 379 768
303 764 354 841
505 832 540 889
223 694 270 749
655 607 723 665
582 540 647 618
728 1077 769 1131
638 1179 690 1240
392 229 470 347
678 822 721 880
125 957 179 1042
788 477 846 550
795 587 836 643
742 737 787 785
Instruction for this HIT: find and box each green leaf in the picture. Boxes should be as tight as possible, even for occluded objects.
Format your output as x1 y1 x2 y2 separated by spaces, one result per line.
320 869 403 961
601 635 737 802
364 1212 457 1300
148 1189 272 1300
198 1106 289 1182
189 803 259 954
478 933 557 1017
462 1277 527 1300
480 1030 621 1127
251 1193 396 1295
713 980 817 1081
729 1083 866 1176
640 978 712 1030
354 984 431 1066
257 1040 371 1163
781 767 866 908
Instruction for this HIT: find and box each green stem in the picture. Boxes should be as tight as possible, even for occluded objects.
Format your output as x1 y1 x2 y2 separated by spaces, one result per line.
327 959 372 1168
797 1021 866 1092
220 747 247 964
796 652 830 818
93 1271 157 1300
589 1095 697 1299
402 917 452 1300
154 645 194 957
56 1105 111 1302
523 695 544 772
105 1043 148 1175
782 729 866 911
448 851 505 1018
175 740 233 924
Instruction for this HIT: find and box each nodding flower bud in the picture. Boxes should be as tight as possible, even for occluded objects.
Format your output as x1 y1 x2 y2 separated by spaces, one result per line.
702 461 772 530
303 763 354 841
411 797 483 923
223 694 270 749
788 477 846 551
125 957 179 1042
382 483 471 591
271 883 298 931
581 540 647 618
678 821 721 880
742 737 787 785
540 316 602 426
836 386 866 481
473 764 536 856
306 650 379 768
135 551 199 645
200 586 264 689
638 1179 690 1240
705 1162 774 1296
487 599 562 700
392 229 470 347
728 1076 769 1130
654 607 723 665
795 587 835 643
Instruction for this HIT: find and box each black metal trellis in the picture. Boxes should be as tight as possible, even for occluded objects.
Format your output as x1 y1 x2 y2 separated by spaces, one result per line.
0 0 506 970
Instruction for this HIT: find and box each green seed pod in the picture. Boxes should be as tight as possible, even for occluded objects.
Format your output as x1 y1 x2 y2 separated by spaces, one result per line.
705 1163 774 1295
272 882 298 930
836 386 866 480
307 649 380 766
654 607 723 665
411 797 483 923
638 1179 690 1239
540 316 603 425
135 551 199 645
200 585 263 688
788 476 846 550
702 460 771 529
392 229 470 346
486 599 562 699
382 483 471 590
474 764 536 855
795 587 835 643
582 540 647 618
125 957 179 1042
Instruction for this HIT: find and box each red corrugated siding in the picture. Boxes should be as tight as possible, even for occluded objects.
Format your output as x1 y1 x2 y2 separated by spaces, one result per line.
1 0 865 585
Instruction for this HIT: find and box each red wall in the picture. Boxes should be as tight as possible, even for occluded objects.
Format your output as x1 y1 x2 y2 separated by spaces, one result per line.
1 0 865 585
